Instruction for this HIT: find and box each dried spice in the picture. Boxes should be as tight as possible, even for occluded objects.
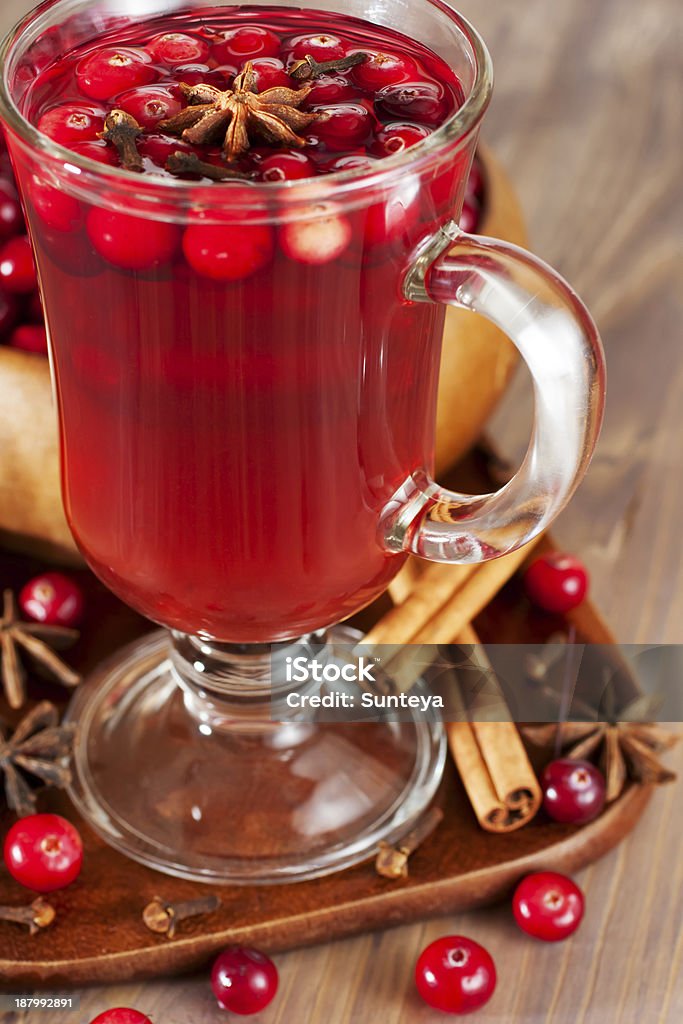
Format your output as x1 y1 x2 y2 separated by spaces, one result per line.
160 64 320 162
142 894 221 938
165 150 252 181
0 897 56 935
375 806 444 879
0 701 75 817
99 109 143 172
289 51 369 81
1 589 80 710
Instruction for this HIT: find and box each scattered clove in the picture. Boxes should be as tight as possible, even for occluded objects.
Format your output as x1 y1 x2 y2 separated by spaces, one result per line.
142 894 221 939
0 897 56 936
375 806 444 880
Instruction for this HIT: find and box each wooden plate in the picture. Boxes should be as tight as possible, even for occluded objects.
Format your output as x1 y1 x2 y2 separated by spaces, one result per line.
0 447 649 987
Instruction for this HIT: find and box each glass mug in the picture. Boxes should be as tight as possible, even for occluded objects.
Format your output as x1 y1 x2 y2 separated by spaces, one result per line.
0 0 604 882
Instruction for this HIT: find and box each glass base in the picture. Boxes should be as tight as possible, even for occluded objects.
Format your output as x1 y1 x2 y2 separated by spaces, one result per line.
66 626 446 884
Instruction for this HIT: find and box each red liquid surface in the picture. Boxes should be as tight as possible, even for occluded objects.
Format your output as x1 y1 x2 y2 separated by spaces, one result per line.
12 7 473 641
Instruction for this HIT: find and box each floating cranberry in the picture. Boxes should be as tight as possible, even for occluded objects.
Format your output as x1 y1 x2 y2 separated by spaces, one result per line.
0 289 20 338
248 57 290 92
211 946 278 1015
279 202 352 264
172 63 229 88
371 122 432 157
212 26 281 64
459 197 480 233
114 85 181 131
69 140 120 166
9 323 48 355
89 1011 152 1024
138 133 194 168
29 178 83 233
76 47 156 101
513 872 585 941
312 103 373 151
524 552 589 613
321 152 376 174
37 103 105 145
352 49 418 90
4 814 83 893
146 32 210 66
183 220 274 281
376 79 448 125
304 74 359 106
415 935 497 1014
542 758 606 824
19 571 84 626
0 183 24 240
288 33 347 63
259 151 316 182
0 235 37 294
86 208 180 270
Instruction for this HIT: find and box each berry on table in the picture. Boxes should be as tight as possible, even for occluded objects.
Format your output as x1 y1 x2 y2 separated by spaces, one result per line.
114 85 181 131
0 182 24 241
0 235 37 294
19 571 84 626
351 49 418 90
459 196 480 233
9 323 48 355
542 758 606 824
4 814 83 893
513 871 585 941
86 208 180 271
89 1011 152 1024
211 25 281 64
146 32 210 66
415 935 497 1014
375 78 448 124
312 102 374 151
279 203 352 264
37 103 105 145
76 47 156 101
183 220 274 280
211 945 279 1015
524 552 589 613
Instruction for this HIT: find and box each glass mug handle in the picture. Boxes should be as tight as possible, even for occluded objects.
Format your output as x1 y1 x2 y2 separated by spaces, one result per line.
382 223 606 562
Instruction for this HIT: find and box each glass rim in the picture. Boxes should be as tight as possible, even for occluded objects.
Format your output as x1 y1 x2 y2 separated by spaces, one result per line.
0 0 493 205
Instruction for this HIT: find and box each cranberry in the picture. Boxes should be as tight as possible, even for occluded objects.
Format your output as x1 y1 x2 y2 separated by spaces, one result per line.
173 63 229 88
259 151 316 182
376 79 449 125
466 158 484 200
371 122 432 157
279 202 352 264
212 26 281 64
138 133 194 168
87 208 180 271
211 946 278 1015
312 103 373 151
89 1011 152 1024
524 552 589 613
29 178 83 233
37 103 105 145
27 290 44 322
0 183 24 240
0 236 37 294
322 152 376 174
415 935 497 1014
114 85 181 131
70 140 120 166
513 871 585 941
352 50 418 90
4 814 83 893
288 33 347 64
146 32 210 66
9 324 48 355
364 183 421 249
0 289 20 338
305 74 359 106
19 571 84 626
248 57 290 92
76 47 156 101
183 220 274 281
459 197 480 233
542 758 606 824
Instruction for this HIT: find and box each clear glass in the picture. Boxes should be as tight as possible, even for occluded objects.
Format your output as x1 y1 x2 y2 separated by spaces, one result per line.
0 0 604 882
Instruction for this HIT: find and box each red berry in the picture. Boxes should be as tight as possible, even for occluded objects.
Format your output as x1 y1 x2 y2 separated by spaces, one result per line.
466 158 484 200
86 208 180 270
321 152 376 174
173 63 229 88
89 1011 152 1024
312 103 373 151
4 814 83 893
279 203 352 264
37 103 105 145
288 33 347 63
146 32 210 66
9 323 48 355
28 290 44 322
459 197 480 233
304 74 359 106
542 758 606 824
0 183 24 241
115 85 181 130
69 140 120 166
376 79 449 125
524 553 589 613
248 57 290 92
183 220 274 281
76 47 156 101
415 936 497 1015
19 571 84 625
138 133 194 168
364 183 421 248
211 946 278 1015
371 122 432 157
0 288 20 338
0 236 37 294
513 871 585 941
29 177 83 233
352 50 418 90
259 151 316 182
212 26 280 64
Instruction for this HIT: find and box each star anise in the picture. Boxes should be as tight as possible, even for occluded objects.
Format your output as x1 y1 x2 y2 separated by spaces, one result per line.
0 589 81 710
159 62 320 162
0 701 75 817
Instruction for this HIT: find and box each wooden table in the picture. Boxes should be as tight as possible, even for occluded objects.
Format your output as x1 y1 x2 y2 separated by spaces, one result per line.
1 0 681 1020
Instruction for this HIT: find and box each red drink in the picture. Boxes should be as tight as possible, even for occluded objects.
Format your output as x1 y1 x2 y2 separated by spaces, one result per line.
10 7 468 641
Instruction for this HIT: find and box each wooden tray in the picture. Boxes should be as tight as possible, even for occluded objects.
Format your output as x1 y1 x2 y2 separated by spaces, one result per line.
0 448 649 987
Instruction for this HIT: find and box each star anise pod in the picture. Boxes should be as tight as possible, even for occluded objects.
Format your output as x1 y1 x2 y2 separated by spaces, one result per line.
159 62 320 162
0 701 75 817
0 589 81 710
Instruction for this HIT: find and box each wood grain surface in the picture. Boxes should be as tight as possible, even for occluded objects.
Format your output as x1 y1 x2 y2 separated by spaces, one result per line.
1 0 681 1021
